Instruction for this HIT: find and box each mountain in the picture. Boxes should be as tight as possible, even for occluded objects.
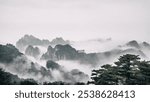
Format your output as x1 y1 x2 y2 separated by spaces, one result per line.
41 45 56 60
51 37 70 45
46 60 60 70
0 44 53 82
88 38 112 42
41 44 78 60
16 35 70 51
41 44 100 66
25 45 40 58
126 40 140 49
0 68 20 85
142 42 150 49
54 44 78 60
125 40 150 50
121 48 146 57
0 44 90 84
16 35 50 51
0 68 39 85
41 43 148 66
0 44 23 63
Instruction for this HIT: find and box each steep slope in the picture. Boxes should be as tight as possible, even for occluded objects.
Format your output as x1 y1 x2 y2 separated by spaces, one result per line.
0 44 23 63
41 44 99 66
25 45 40 58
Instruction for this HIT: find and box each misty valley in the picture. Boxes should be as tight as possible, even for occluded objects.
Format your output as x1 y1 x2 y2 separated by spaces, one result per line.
0 34 150 85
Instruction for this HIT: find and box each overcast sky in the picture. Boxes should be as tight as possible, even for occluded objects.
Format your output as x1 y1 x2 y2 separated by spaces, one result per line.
0 0 149 44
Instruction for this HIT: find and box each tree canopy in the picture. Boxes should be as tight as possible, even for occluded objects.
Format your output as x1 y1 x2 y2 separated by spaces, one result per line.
91 54 150 85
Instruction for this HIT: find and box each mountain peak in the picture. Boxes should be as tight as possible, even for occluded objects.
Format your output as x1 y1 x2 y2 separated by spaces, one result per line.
126 40 140 48
51 37 70 45
16 34 70 51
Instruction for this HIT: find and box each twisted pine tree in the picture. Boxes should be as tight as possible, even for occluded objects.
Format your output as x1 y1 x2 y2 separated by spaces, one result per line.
91 54 150 85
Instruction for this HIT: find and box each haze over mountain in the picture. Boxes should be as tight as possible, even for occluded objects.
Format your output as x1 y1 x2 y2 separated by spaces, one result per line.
25 45 40 58
1 35 150 84
16 34 70 51
0 0 149 84
0 43 89 84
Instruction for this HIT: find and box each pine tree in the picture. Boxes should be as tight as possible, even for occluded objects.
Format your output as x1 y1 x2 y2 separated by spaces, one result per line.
91 54 150 85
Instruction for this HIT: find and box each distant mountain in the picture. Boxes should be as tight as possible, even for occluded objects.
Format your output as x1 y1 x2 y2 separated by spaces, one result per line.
126 40 140 49
25 45 40 58
16 35 50 51
121 48 146 57
88 38 112 42
51 37 70 45
125 40 150 50
142 42 150 49
16 34 70 51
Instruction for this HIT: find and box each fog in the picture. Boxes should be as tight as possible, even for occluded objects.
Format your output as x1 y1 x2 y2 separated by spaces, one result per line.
26 55 90 83
71 38 127 53
0 0 150 84
0 0 150 44
0 56 51 82
1 37 150 83
57 60 92 76
19 38 150 83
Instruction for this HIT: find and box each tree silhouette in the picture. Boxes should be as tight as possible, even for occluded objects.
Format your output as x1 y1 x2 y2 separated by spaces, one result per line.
91 54 150 85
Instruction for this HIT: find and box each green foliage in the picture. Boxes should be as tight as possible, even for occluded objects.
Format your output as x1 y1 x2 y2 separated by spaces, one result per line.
91 54 150 85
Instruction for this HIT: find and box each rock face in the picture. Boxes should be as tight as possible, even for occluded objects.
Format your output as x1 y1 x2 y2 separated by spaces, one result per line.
41 44 100 66
25 45 40 58
0 44 22 63
46 60 60 70
41 44 78 61
41 46 56 60
54 44 78 60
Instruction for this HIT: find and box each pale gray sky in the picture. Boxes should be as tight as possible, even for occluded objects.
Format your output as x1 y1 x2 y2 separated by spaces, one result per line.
0 0 149 44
